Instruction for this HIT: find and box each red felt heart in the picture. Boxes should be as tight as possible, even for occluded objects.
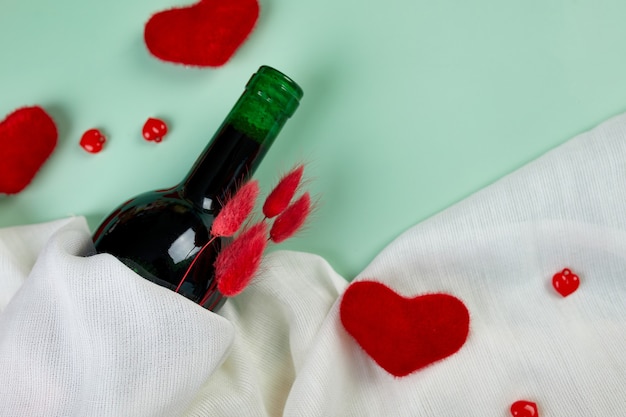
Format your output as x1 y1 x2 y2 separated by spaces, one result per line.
144 0 259 67
340 280 470 377
0 106 57 194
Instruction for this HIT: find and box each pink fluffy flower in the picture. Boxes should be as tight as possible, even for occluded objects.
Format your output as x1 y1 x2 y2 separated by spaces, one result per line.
263 164 304 218
269 192 311 243
211 180 260 237
215 221 269 297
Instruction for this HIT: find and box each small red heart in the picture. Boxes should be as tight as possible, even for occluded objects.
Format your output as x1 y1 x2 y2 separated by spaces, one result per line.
510 400 539 417
142 117 168 143
0 106 57 194
340 280 470 377
552 268 580 297
80 128 106 153
144 0 259 67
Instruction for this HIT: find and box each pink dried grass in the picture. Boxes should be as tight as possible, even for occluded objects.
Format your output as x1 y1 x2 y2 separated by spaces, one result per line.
262 164 304 218
176 180 259 293
178 163 316 301
215 221 268 296
211 180 260 237
269 192 312 243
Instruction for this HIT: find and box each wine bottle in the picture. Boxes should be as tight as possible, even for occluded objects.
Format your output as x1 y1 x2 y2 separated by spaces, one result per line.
93 66 303 311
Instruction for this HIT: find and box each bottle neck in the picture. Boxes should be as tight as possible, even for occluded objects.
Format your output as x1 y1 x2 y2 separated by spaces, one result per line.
180 105 288 211
180 66 302 211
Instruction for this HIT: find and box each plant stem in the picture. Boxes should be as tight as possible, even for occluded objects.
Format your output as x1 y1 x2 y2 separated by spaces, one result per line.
175 236 217 293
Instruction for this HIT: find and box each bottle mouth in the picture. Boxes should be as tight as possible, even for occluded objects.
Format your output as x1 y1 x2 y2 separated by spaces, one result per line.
246 66 303 118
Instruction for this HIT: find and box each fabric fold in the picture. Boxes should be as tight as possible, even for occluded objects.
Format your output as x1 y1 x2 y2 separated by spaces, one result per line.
0 217 234 417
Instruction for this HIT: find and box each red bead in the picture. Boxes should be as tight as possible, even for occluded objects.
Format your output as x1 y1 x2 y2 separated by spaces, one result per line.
510 400 539 417
552 268 580 297
80 128 106 153
142 117 168 142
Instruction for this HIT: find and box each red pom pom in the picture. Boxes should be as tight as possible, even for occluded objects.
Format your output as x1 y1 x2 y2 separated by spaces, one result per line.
340 281 470 377
263 164 304 218
269 192 311 243
215 221 268 296
211 180 260 237
144 0 259 67
0 106 57 194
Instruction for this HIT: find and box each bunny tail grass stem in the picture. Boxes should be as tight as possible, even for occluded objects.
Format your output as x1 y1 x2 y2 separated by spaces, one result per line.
175 236 218 293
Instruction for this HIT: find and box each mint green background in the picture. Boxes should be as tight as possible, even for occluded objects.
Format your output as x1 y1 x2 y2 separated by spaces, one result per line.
1 0 626 280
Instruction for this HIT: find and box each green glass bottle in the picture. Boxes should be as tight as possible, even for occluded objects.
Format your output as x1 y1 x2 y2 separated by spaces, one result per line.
93 66 303 311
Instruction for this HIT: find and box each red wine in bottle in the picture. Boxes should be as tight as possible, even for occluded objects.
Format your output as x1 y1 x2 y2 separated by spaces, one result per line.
93 66 303 311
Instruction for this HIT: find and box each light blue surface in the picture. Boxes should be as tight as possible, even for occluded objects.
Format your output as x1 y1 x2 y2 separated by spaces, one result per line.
2 0 626 279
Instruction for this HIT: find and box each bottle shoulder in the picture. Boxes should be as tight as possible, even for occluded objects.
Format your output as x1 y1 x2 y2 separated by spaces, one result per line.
93 187 215 244
114 188 214 217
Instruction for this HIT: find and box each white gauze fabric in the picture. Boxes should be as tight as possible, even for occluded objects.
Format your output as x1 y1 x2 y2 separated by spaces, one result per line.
2 111 626 416
0 217 234 416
